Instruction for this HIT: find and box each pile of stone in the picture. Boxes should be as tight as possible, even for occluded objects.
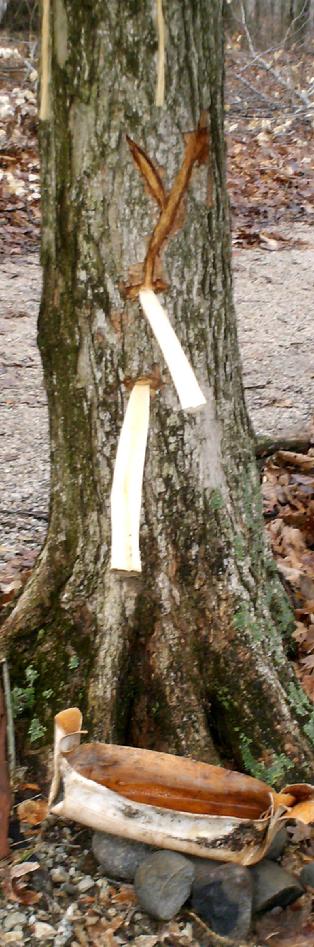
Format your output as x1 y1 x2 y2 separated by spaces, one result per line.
92 827 314 943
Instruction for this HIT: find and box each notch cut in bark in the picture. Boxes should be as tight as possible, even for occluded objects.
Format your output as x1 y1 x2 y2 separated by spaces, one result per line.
111 381 150 573
139 289 206 411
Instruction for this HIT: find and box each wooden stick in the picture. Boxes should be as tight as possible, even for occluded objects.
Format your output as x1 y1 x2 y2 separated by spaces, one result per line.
0 677 10 858
1 659 15 777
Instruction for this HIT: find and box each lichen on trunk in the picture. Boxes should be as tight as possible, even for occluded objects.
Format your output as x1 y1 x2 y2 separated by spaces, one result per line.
1 0 313 784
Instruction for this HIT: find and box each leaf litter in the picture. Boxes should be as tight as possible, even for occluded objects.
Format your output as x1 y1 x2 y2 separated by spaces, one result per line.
262 447 314 700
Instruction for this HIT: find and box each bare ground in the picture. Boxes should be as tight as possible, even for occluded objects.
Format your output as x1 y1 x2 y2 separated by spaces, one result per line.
0 225 314 565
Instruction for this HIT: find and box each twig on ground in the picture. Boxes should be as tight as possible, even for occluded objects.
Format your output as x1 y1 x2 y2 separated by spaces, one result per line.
1 658 16 777
234 73 279 107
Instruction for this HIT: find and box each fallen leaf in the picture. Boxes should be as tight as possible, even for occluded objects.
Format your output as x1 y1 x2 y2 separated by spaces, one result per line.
10 860 40 880
17 798 48 825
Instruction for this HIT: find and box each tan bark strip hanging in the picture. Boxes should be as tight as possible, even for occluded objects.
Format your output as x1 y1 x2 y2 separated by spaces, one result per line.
39 0 51 120
155 0 166 107
111 382 151 573
139 289 206 411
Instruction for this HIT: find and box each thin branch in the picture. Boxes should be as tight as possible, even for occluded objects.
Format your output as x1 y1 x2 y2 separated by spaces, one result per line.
234 73 280 108
238 1 312 109
1 658 16 777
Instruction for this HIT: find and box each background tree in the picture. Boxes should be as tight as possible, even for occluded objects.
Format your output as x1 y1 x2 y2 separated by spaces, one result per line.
1 0 313 784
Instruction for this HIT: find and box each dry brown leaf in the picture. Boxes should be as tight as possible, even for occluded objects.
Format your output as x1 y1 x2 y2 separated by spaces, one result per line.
289 798 314 824
110 885 137 905
10 860 40 880
17 798 48 826
300 674 314 701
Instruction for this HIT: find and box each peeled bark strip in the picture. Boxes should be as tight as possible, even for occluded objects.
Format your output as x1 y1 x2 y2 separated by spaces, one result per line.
111 381 150 573
139 291 206 411
1 0 313 782
39 0 51 120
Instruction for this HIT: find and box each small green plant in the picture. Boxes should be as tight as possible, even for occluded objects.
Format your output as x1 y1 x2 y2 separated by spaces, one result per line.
240 735 293 785
12 666 39 717
28 717 47 744
68 654 79 670
209 488 224 512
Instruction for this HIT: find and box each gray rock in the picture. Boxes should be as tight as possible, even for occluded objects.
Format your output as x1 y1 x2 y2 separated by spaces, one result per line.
300 862 314 887
190 862 252 942
188 855 228 885
92 830 155 882
77 875 95 892
134 850 195 921
251 859 304 913
50 867 68 884
3 912 27 931
267 827 289 861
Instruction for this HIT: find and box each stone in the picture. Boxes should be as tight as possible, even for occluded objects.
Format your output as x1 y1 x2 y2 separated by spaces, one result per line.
77 874 95 892
267 827 289 861
3 934 24 944
300 862 314 887
92 830 155 882
190 862 252 941
33 921 56 940
3 912 26 931
251 859 304 913
31 866 53 895
50 866 68 884
134 850 195 921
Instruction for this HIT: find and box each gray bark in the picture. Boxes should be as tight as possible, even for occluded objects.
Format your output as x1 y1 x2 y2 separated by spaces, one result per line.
1 0 314 784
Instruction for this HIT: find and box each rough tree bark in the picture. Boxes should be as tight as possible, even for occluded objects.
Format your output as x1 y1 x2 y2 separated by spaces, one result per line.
1 0 313 785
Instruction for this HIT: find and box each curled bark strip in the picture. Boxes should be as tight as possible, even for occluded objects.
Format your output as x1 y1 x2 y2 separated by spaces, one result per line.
125 118 209 295
126 135 166 210
144 125 209 288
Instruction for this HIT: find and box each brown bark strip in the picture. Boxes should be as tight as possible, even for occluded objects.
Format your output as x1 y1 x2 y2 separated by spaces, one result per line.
125 117 209 296
143 124 209 288
126 136 166 210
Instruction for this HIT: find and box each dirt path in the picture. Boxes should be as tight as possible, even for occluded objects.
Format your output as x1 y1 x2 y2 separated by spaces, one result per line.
1 227 314 563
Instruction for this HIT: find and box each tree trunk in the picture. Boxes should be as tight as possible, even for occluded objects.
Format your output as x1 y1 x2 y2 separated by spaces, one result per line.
1 0 313 785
